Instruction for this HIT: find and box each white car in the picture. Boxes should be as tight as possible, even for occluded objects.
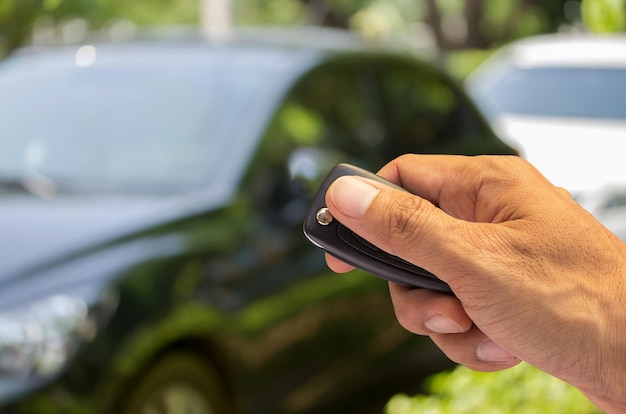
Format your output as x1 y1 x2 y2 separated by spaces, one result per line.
466 33 626 238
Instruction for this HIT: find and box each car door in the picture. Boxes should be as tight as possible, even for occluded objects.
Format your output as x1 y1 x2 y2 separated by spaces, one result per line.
371 56 515 156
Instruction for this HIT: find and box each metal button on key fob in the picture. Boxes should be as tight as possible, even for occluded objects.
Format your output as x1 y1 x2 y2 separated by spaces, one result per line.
315 208 334 225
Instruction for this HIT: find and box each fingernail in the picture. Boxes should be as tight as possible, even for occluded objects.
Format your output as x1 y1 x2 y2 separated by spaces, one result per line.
329 176 380 218
477 341 516 363
425 314 465 334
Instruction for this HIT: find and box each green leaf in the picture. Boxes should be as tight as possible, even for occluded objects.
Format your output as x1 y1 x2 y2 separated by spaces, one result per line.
582 0 626 33
43 0 64 12
385 363 602 414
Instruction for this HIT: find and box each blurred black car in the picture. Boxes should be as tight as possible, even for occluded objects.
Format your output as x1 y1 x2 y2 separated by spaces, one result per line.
0 27 516 414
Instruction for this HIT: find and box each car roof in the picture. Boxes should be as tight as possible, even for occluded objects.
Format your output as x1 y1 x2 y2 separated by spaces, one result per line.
497 32 626 68
8 26 424 75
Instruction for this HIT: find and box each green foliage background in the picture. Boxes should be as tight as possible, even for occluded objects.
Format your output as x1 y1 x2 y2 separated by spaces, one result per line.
4 0 625 60
385 362 602 414
582 0 626 32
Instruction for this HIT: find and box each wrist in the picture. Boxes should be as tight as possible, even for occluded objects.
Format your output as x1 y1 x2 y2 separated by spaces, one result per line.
586 394 626 414
592 261 626 412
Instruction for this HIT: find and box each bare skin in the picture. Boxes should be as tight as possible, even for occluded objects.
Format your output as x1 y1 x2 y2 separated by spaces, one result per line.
324 154 626 413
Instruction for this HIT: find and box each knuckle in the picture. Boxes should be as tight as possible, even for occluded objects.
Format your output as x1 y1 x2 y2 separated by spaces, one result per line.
383 195 429 254
476 155 528 179
556 186 573 200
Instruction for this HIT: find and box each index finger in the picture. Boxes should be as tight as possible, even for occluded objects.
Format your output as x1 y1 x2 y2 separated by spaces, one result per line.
325 253 354 273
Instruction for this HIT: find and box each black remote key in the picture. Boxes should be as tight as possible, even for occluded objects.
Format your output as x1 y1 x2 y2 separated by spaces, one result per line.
303 163 452 293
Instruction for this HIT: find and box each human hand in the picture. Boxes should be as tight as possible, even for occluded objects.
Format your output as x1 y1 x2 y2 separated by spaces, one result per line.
324 154 626 413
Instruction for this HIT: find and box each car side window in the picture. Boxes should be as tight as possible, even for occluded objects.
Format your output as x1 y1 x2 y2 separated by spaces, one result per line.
273 64 388 165
242 62 388 224
375 61 489 154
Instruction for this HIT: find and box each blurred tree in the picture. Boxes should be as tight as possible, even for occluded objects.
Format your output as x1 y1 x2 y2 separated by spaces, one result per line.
386 362 601 414
582 0 626 32
301 0 350 27
0 0 198 58
200 0 232 35
0 0 48 56
1 0 612 59
424 0 574 50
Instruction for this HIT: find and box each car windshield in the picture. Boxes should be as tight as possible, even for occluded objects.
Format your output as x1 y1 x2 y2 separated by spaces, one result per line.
479 67 626 120
0 52 270 195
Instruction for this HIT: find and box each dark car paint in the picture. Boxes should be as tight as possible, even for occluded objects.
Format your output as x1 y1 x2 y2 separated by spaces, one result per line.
0 31 516 413
0 195 449 414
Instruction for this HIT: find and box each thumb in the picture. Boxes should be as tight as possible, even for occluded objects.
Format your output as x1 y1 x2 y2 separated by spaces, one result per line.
325 175 469 283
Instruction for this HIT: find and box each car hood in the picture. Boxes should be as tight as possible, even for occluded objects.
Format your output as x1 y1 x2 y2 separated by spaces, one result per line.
493 115 626 195
0 192 228 279
0 195 170 277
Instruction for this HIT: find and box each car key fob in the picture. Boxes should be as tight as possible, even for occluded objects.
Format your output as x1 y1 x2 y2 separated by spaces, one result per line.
303 163 452 293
